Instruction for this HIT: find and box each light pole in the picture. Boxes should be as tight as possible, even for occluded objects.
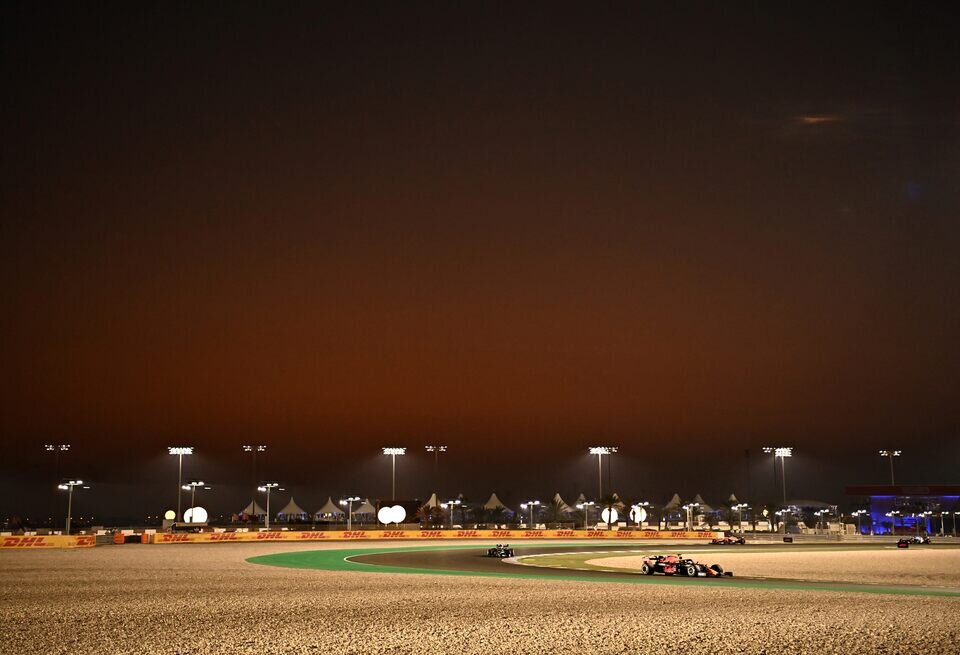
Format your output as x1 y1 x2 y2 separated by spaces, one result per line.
576 501 595 530
382 447 406 500
58 480 85 534
878 450 901 485
763 446 793 511
424 445 447 494
851 509 867 536
340 496 361 530
589 446 618 499
258 482 279 529
953 512 959 537
440 499 461 529
682 503 700 531
243 445 266 510
181 481 209 522
732 503 749 531
168 447 194 521
45 444 71 527
520 500 540 528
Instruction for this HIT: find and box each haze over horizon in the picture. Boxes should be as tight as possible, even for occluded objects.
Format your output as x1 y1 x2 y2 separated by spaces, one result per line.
2 3 958 522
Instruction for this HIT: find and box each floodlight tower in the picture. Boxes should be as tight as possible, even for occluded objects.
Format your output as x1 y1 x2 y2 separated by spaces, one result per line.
382 447 406 500
589 446 618 499
167 447 194 521
762 446 793 508
878 450 901 485
44 444 71 527
58 480 85 534
424 445 447 495
243 444 267 509
258 482 280 529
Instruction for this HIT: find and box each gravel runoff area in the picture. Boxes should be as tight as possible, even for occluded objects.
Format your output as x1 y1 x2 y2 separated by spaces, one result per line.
583 547 960 587
2 541 958 655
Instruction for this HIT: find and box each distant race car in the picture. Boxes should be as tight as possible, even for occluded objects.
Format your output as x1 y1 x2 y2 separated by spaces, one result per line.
710 536 745 545
639 554 733 577
486 544 515 558
897 536 931 548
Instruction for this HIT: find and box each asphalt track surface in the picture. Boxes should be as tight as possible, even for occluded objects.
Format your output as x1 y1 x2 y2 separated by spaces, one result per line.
249 542 960 597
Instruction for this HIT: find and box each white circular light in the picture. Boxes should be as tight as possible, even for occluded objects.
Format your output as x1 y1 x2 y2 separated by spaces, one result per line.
630 507 647 523
601 508 619 524
184 507 208 523
164 510 176 521
378 505 407 524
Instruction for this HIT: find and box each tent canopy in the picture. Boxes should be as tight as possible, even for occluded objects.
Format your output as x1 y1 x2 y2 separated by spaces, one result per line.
355 499 377 515
315 497 344 516
424 492 440 508
241 501 266 516
552 493 575 514
277 497 307 517
663 493 683 510
483 492 513 514
692 493 713 513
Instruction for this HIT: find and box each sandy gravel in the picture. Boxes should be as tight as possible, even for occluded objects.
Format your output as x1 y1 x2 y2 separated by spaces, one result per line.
2 541 959 655
584 548 960 587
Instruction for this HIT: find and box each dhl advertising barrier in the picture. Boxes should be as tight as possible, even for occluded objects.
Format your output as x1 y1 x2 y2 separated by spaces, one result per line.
1 535 96 549
146 529 721 544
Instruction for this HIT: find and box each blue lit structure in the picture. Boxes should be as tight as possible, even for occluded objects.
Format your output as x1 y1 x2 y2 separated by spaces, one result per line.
846 486 960 535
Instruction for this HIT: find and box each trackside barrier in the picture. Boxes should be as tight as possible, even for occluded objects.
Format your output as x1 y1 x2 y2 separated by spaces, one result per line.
0 535 96 549
144 530 723 544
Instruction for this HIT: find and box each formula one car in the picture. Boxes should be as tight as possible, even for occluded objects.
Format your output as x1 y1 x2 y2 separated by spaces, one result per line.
486 544 515 558
897 536 931 548
639 554 733 577
710 535 746 545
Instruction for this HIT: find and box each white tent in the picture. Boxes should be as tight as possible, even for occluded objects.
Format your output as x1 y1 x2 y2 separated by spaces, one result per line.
355 499 377 515
610 493 626 510
424 492 441 508
241 501 266 516
692 493 713 513
727 493 739 505
575 492 587 504
483 492 513 515
277 497 308 521
552 493 575 514
315 497 344 519
663 493 683 510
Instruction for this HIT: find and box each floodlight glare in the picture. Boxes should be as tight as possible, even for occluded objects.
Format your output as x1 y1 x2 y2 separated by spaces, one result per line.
243 444 267 452
879 450 901 457
424 445 447 452
588 446 618 455
382 447 406 456
168 446 194 455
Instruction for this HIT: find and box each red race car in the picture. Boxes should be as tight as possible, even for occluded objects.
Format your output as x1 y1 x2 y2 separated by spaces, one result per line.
639 554 733 577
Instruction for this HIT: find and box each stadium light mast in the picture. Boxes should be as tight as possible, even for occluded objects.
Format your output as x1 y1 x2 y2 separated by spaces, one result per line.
763 446 793 509
167 447 194 521
589 446 618 499
243 445 267 511
878 450 901 485
382 447 406 500
424 445 447 495
45 444 71 528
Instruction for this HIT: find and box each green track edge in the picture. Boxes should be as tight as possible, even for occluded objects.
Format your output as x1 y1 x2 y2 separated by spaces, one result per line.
247 544 960 598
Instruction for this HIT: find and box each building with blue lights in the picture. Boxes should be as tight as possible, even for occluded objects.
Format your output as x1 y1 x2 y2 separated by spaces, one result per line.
845 485 960 536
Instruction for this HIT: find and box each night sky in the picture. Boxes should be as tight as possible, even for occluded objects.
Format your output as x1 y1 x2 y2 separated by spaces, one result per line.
2 3 958 522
